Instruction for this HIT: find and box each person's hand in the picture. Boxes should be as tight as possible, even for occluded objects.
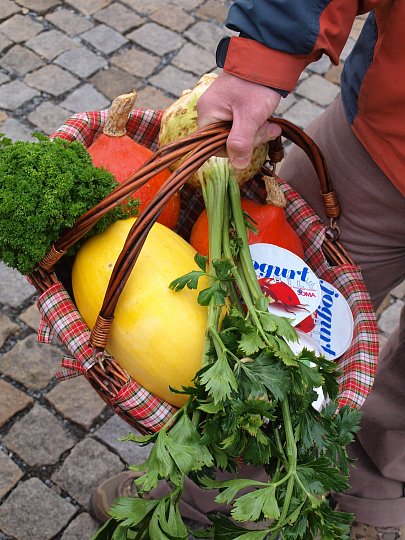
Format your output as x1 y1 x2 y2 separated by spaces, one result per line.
197 72 282 169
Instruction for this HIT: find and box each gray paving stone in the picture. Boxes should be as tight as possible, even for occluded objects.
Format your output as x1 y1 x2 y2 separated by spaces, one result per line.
0 380 33 428
3 404 75 466
24 64 79 96
325 62 344 85
0 14 43 43
25 29 78 60
52 437 124 509
351 17 366 40
169 0 204 9
283 98 324 129
111 48 159 78
27 101 71 134
135 85 173 110
0 110 8 124
0 334 59 390
0 477 76 540
0 262 35 307
150 5 195 33
121 0 167 14
0 450 23 499
15 0 61 13
66 0 112 16
93 414 151 465
150 65 198 97
0 117 36 141
0 312 19 347
0 72 10 85
296 74 340 107
127 22 185 56
378 299 404 334
45 9 94 36
0 44 44 76
379 333 388 350
391 279 405 300
80 23 127 54
60 513 99 540
376 294 391 318
275 93 296 115
307 54 332 75
90 66 141 102
0 0 20 20
172 43 216 75
46 377 106 429
18 302 42 330
195 0 229 22
340 37 356 61
185 21 230 55
93 3 143 33
298 69 309 83
0 79 39 110
55 46 107 78
59 83 110 113
0 32 12 53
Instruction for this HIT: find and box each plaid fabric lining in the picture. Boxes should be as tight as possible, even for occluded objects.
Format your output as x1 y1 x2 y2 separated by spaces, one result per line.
43 108 379 428
51 107 163 151
37 282 176 431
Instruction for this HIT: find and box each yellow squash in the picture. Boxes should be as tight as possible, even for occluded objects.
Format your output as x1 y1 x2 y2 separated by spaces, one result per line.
72 218 208 407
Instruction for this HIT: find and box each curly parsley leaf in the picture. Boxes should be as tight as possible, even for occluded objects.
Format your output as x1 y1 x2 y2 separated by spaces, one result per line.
0 134 136 275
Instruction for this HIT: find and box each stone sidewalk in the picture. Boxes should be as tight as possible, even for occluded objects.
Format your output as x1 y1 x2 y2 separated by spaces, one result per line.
0 2 404 539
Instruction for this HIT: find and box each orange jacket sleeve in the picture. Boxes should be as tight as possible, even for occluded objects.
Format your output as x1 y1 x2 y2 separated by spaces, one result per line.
221 0 379 92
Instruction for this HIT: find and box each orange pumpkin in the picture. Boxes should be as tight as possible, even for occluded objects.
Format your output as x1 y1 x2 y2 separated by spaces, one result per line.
88 92 180 230
190 175 304 259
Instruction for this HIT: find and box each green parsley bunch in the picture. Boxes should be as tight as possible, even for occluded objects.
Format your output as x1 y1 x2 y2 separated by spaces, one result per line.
0 133 136 275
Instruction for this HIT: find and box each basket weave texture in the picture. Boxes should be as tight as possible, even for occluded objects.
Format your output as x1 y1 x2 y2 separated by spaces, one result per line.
35 107 380 434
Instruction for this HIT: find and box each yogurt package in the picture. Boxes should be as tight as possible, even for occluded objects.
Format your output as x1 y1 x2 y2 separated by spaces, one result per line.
296 279 354 360
249 243 321 326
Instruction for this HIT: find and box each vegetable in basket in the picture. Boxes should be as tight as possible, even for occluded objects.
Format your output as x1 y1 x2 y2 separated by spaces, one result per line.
91 74 362 540
87 91 180 230
72 217 209 408
0 133 136 276
159 72 268 187
190 174 305 259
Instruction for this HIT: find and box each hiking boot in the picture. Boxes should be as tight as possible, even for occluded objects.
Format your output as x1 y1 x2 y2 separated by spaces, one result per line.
350 522 405 540
90 471 143 522
90 471 209 538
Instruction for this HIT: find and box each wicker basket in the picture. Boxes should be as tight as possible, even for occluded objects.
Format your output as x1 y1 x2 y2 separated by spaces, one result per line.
28 108 378 435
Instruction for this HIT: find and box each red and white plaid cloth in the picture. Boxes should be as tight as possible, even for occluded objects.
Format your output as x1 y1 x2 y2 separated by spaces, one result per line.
40 107 378 432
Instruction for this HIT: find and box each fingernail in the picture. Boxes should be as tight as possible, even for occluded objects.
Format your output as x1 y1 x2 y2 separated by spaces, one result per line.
231 156 249 169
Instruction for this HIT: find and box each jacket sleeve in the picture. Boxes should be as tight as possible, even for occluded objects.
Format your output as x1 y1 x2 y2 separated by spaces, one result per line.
222 0 375 92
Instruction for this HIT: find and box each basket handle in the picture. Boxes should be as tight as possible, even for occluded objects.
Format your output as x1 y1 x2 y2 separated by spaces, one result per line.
30 118 349 352
268 117 340 224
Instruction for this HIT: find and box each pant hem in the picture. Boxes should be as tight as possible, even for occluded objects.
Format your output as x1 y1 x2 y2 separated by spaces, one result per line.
335 492 405 527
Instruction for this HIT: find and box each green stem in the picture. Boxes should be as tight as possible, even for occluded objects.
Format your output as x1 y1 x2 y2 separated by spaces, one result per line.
222 208 270 346
209 325 239 364
227 175 262 301
275 428 287 465
222 195 244 313
278 397 297 524
199 160 229 365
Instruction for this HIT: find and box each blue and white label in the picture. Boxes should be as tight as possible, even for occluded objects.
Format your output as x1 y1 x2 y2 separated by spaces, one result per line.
302 280 354 360
249 243 321 326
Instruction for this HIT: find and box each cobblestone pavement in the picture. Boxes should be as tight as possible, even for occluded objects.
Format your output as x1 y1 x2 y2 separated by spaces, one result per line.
0 2 404 539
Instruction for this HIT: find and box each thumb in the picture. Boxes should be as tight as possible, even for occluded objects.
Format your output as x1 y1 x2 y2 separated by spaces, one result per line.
226 112 260 169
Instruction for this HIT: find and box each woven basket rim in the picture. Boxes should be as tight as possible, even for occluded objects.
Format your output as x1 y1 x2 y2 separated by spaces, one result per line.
30 107 378 433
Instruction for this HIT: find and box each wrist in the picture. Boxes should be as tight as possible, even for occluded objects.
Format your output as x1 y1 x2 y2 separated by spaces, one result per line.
216 36 307 94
